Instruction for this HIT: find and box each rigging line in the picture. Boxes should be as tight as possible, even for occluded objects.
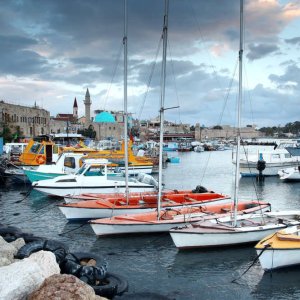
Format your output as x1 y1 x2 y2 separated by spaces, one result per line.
231 246 268 284
167 37 181 123
58 222 87 236
216 58 239 126
243 62 255 125
14 188 32 203
188 0 225 92
103 40 123 110
138 36 162 120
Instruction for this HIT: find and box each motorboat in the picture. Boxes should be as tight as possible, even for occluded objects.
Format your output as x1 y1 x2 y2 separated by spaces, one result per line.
24 152 87 182
278 166 300 182
236 144 300 177
32 158 157 197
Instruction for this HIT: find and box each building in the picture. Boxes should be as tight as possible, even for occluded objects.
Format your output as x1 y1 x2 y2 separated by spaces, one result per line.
0 100 50 140
83 89 134 141
50 98 83 134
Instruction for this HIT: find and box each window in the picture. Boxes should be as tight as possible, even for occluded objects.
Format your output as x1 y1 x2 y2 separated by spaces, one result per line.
64 157 76 169
29 142 40 154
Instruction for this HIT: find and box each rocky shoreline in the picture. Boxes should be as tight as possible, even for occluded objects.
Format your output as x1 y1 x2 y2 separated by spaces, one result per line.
0 235 107 299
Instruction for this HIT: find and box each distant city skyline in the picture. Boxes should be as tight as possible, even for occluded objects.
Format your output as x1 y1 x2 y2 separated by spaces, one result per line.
0 0 299 128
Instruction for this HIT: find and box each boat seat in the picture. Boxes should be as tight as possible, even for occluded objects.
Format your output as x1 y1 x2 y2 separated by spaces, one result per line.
184 196 197 202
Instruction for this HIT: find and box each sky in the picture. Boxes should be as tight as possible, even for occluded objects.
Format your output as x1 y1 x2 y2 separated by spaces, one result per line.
0 0 300 128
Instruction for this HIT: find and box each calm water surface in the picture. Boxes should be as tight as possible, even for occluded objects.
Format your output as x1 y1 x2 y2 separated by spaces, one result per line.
1 150 300 299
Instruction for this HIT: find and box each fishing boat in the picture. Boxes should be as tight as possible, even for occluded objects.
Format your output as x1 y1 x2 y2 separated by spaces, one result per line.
278 166 300 182
86 140 154 175
255 224 300 271
237 144 300 177
24 152 88 182
169 0 300 250
89 201 271 236
58 190 230 220
32 158 157 197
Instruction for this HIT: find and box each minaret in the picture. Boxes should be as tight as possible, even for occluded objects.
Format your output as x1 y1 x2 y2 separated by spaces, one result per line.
83 88 91 127
73 97 78 118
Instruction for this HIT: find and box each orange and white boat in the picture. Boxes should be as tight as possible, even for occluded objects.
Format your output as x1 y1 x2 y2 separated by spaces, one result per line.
89 200 271 236
58 190 231 221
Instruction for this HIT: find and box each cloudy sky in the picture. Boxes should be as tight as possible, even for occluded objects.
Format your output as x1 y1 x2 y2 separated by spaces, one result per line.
0 0 299 128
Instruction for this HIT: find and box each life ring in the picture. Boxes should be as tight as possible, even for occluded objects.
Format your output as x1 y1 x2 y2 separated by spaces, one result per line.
36 155 45 165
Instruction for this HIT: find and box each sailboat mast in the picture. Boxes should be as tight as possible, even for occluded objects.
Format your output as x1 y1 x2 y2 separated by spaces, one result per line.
123 0 129 201
157 0 169 220
233 0 243 226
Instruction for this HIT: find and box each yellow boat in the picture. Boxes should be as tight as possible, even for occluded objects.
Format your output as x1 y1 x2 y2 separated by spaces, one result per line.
255 224 300 271
19 137 153 174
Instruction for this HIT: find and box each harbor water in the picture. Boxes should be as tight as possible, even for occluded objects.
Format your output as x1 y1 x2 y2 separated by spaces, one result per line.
1 150 300 299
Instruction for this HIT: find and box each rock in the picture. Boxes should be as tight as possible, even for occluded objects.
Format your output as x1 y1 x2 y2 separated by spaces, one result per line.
0 250 60 300
28 274 105 300
10 237 25 251
0 236 18 266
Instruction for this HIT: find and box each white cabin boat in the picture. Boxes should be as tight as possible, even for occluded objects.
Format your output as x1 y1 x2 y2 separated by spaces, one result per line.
32 158 157 197
234 143 300 177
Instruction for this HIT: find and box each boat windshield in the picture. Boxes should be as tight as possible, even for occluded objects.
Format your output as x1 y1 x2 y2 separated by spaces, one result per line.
76 165 86 175
29 142 41 154
83 166 104 176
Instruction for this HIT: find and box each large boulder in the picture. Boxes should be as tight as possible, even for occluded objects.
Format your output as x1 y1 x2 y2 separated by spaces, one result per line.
28 274 105 300
0 251 60 300
0 236 25 267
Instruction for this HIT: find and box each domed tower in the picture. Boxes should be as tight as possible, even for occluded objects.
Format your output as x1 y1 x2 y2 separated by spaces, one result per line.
73 97 78 119
83 88 91 128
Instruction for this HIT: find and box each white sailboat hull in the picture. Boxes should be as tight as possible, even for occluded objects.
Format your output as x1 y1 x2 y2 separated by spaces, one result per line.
58 197 231 220
256 248 300 270
170 224 286 249
170 218 300 249
59 206 162 220
90 221 185 236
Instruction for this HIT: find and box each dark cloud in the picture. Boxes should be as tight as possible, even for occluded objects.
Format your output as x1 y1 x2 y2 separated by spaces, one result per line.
246 43 279 61
0 35 47 75
269 64 300 88
285 37 300 45
0 0 298 126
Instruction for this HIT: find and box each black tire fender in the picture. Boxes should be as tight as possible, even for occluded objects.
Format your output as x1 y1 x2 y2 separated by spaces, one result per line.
93 272 128 298
15 239 68 264
60 252 108 283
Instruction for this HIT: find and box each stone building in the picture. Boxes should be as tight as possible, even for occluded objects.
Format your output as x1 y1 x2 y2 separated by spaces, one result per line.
50 98 83 134
0 100 50 140
194 123 262 140
83 88 133 141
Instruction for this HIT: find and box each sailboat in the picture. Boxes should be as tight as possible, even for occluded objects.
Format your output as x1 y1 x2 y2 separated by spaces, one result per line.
255 223 300 271
57 0 234 222
169 0 300 249
85 0 270 235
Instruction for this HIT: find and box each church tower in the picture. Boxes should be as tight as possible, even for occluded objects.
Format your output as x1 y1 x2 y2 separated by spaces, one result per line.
73 97 78 118
83 88 91 128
